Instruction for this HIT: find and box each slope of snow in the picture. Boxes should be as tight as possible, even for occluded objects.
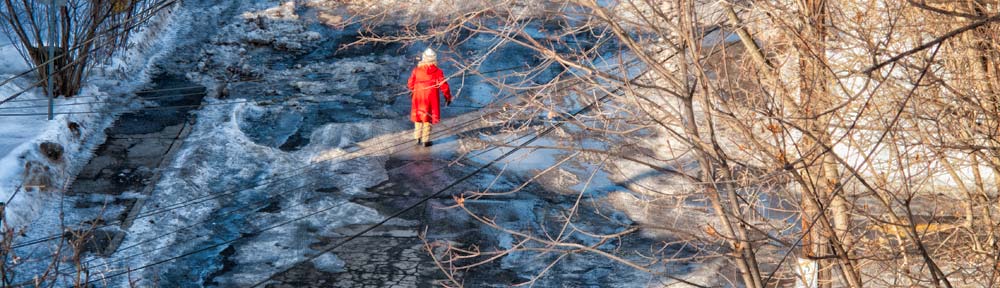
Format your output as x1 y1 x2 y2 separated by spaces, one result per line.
0 0 183 239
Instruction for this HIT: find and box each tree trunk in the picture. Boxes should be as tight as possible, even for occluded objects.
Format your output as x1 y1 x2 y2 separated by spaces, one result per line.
796 1 835 287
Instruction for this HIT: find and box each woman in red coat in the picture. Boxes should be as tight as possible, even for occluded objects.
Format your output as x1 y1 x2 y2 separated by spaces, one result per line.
407 48 452 147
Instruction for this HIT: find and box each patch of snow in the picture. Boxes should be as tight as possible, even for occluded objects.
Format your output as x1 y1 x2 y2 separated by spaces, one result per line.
100 96 394 286
0 43 29 73
311 253 345 273
0 0 183 230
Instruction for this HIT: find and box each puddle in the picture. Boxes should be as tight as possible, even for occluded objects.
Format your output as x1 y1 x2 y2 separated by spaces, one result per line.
237 104 303 148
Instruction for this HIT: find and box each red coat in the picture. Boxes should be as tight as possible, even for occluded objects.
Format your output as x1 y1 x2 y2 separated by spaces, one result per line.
407 63 452 124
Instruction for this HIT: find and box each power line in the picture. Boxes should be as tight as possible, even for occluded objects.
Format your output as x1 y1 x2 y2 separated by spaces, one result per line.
80 96 577 287
248 47 698 287
67 67 629 285
0 63 528 113
17 36 640 286
246 88 643 288
9 38 642 250
0 90 207 111
0 83 223 105
0 93 388 117
9 99 495 250
77 83 644 287
26 99 537 280
9 99 538 286
7 62 536 248
64 128 529 283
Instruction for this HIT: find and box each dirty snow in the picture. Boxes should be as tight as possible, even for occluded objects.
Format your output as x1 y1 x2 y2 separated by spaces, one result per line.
0 2 182 229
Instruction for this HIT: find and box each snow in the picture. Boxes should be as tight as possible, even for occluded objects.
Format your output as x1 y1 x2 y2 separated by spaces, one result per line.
96 98 396 286
0 43 28 72
0 86 111 228
0 0 747 286
0 0 183 225
0 1 187 285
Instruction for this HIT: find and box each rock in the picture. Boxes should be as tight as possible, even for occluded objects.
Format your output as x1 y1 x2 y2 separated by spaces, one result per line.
305 31 322 41
67 121 81 138
22 161 53 191
311 253 345 273
216 82 229 99
39 141 64 162
291 81 327 95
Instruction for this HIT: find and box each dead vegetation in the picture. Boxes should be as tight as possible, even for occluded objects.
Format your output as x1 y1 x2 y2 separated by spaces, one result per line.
352 0 1000 286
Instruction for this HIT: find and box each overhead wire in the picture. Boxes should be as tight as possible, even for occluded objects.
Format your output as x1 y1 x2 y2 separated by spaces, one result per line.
78 53 649 285
42 117 536 284
17 18 640 286
249 40 715 287
0 83 215 104
80 88 612 287
245 57 663 288
9 107 490 250
246 86 647 288
10 37 632 251
2 3 562 287
61 62 625 285
0 63 529 115
9 68 536 248
8 62 544 250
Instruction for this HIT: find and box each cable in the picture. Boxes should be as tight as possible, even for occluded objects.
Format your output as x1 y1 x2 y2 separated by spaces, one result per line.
59 64 626 284
9 97 494 250
24 102 534 281
0 84 213 104
0 90 207 111
9 40 643 248
63 129 527 283
248 88 623 288
12 90 504 248
19 38 644 284
0 92 380 117
71 73 641 288
0 63 526 113
66 26 739 287
248 47 684 287
78 95 583 287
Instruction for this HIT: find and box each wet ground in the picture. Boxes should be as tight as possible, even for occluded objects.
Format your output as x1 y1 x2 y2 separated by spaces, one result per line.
67 73 206 255
37 1 712 287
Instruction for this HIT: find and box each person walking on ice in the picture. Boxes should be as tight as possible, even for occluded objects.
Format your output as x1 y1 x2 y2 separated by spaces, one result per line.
408 48 453 147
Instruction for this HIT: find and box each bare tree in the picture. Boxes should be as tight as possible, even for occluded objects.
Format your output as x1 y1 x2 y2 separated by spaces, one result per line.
0 0 162 97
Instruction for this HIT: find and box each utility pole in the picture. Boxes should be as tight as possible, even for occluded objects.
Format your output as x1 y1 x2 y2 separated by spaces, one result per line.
46 0 56 120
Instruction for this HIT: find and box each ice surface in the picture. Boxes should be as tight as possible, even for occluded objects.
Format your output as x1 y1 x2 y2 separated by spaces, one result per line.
1 0 737 286
0 1 190 286
102 98 394 286
237 104 304 148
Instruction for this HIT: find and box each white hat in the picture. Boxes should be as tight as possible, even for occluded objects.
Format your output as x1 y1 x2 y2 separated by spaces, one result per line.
421 48 437 62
